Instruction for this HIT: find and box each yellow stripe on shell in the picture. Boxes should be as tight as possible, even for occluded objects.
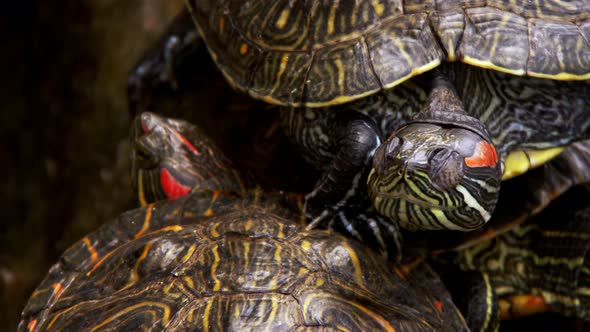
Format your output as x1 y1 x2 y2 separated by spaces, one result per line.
82 237 99 263
371 0 385 16
127 242 153 286
263 298 280 332
327 0 339 35
480 273 495 332
257 59 441 108
183 276 194 289
90 301 171 331
528 70 590 80
211 246 222 291
301 291 398 332
502 147 564 180
202 297 215 332
340 241 368 291
275 9 290 29
379 59 442 94
182 243 197 263
462 56 526 76
334 58 345 97
463 56 590 80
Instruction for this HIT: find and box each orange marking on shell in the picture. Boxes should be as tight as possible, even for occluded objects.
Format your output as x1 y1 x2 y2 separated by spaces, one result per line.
203 191 220 217
152 225 183 234
51 283 64 298
87 249 117 276
398 258 423 278
500 295 550 319
143 226 184 238
135 204 155 238
465 141 498 168
27 319 38 331
239 43 248 55
128 242 154 285
435 300 443 313
393 267 408 280
82 237 99 263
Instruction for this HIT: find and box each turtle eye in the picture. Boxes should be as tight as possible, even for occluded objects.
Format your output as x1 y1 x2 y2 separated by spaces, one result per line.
428 148 464 190
428 148 451 165
385 137 403 159
133 138 159 169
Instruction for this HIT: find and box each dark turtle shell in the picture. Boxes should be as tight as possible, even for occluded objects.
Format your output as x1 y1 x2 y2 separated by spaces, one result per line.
447 184 590 323
188 0 590 107
19 190 467 331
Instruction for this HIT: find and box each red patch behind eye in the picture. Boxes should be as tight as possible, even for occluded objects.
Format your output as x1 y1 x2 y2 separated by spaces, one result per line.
465 141 498 168
160 168 191 200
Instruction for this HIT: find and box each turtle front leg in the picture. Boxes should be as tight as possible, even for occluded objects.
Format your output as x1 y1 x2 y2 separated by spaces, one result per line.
304 110 382 220
128 10 201 115
282 108 402 260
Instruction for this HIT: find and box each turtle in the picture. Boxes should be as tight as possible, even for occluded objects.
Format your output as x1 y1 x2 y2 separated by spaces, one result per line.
383 137 590 330
422 141 590 328
447 185 590 324
129 1 590 258
129 113 590 330
19 113 590 331
18 112 470 332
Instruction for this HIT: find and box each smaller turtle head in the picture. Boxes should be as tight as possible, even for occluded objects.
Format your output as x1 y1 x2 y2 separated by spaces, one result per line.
367 80 502 231
131 112 243 206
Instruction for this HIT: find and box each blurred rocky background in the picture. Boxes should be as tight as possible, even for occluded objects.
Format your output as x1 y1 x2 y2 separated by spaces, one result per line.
0 1 587 331
1 1 184 329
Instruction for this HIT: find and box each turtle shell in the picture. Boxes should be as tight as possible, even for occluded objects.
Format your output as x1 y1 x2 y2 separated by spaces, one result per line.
19 190 467 331
188 0 590 107
447 185 590 322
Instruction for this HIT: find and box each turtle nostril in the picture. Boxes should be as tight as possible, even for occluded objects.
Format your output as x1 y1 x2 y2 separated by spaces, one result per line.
140 113 152 133
429 149 464 190
428 148 451 165
386 136 403 157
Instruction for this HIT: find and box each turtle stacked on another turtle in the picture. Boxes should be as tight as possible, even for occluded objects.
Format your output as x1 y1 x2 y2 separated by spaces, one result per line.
129 0 590 258
122 1 590 327
19 113 590 331
18 113 470 331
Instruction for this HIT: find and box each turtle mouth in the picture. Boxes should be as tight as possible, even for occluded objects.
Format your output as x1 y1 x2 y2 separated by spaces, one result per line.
140 112 163 133
374 191 458 211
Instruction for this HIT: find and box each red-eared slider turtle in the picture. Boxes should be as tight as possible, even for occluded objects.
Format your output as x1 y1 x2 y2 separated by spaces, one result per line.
20 113 590 331
18 113 469 331
130 1 590 258
416 140 590 329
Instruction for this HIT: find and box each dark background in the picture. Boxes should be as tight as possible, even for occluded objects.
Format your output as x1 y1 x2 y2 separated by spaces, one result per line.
1 1 588 331
1 1 185 328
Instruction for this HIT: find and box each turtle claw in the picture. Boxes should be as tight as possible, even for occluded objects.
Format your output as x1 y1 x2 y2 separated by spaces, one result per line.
128 11 200 115
305 200 403 262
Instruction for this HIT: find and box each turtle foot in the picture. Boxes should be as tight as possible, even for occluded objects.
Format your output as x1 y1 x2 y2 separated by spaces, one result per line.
305 199 403 262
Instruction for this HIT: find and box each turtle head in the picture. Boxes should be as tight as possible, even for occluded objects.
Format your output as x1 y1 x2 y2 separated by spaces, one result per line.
367 81 502 231
131 112 244 206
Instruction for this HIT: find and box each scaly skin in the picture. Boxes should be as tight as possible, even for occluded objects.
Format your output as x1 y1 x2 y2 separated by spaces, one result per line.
18 113 469 332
